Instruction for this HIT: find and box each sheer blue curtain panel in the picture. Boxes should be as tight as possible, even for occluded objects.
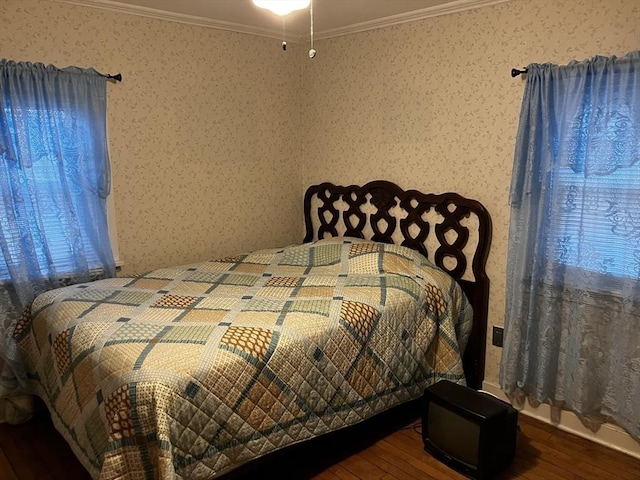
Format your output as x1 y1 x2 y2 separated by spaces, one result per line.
0 60 116 418
500 51 640 439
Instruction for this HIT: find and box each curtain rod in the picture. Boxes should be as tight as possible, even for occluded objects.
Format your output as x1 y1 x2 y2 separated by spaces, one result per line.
511 68 527 77
102 73 122 82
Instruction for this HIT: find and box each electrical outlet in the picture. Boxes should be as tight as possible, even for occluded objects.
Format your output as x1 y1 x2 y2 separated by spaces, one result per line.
492 326 504 347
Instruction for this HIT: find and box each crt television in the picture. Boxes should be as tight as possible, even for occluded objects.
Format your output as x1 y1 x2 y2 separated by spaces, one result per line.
422 380 518 479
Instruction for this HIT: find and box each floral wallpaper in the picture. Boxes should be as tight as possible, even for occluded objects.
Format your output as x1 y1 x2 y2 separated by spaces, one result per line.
1 0 305 276
302 0 639 386
1 0 639 393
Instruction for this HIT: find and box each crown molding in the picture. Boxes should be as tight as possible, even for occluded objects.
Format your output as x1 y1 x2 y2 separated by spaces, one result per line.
55 0 514 41
54 0 285 39
316 0 514 40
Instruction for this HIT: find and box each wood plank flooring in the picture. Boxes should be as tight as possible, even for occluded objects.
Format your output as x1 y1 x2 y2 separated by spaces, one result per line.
0 403 638 479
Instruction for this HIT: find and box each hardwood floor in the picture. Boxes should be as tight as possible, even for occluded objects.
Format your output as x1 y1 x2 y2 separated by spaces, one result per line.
0 404 638 479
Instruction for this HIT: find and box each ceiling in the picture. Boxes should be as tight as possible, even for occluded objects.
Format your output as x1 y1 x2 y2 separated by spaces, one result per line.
60 0 510 40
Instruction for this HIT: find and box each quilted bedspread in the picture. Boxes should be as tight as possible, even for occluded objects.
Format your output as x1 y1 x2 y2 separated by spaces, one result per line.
15 238 472 479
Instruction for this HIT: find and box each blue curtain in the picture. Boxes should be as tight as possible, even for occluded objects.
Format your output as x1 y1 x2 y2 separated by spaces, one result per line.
0 60 115 403
501 52 640 439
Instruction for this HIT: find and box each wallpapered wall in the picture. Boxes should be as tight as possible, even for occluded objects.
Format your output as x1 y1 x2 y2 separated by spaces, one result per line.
302 0 639 385
1 0 304 275
1 0 638 387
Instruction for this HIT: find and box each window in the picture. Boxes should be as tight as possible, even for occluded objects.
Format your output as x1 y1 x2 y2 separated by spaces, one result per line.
546 87 640 280
548 86 640 278
0 60 116 295
550 164 640 279
0 106 116 281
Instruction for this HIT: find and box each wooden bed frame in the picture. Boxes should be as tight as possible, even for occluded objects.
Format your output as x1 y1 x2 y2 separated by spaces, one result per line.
303 180 492 389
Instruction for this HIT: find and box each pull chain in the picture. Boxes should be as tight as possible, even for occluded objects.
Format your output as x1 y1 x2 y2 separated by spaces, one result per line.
281 16 287 51
308 0 316 58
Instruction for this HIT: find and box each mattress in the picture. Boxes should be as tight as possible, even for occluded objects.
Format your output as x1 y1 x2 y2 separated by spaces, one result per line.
15 238 472 479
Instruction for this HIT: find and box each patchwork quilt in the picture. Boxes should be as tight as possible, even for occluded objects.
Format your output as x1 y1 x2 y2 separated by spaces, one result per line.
15 238 472 479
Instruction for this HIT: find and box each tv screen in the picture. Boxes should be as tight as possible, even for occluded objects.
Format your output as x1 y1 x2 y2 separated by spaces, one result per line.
422 380 518 480
428 401 480 467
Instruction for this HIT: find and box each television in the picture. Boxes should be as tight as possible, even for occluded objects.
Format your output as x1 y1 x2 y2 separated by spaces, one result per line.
422 380 518 480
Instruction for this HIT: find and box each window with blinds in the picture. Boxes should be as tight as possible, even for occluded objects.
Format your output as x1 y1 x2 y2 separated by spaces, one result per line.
544 80 640 280
549 161 640 279
0 106 113 281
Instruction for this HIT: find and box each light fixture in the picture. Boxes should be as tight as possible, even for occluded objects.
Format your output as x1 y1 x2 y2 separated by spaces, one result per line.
252 0 310 16
252 0 316 58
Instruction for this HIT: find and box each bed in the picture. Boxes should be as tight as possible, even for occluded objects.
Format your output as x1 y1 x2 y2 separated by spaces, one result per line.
14 180 491 479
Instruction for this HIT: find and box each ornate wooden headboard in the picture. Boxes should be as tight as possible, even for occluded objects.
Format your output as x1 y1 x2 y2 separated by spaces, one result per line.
303 180 492 390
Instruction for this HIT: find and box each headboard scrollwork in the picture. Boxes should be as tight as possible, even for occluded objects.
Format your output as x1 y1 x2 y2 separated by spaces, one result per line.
303 180 492 389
